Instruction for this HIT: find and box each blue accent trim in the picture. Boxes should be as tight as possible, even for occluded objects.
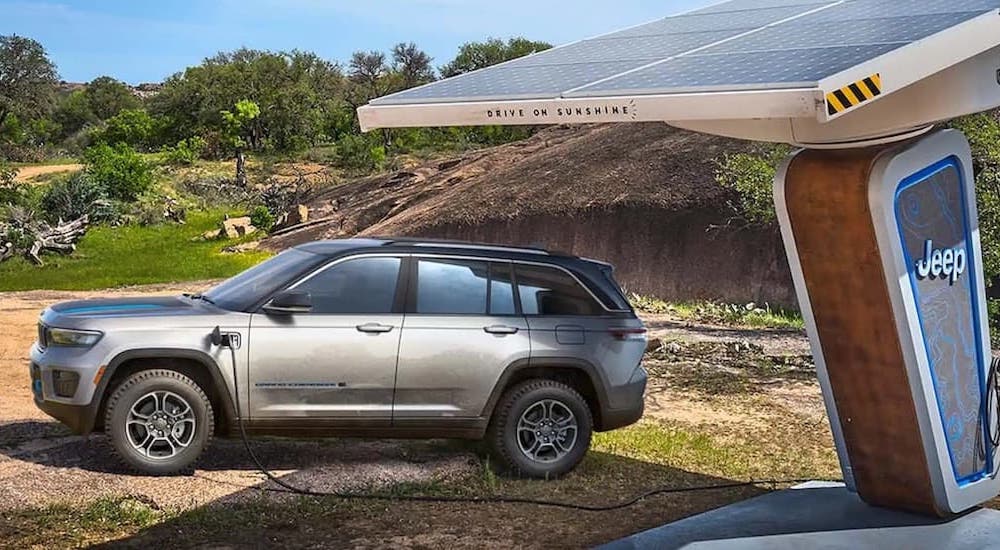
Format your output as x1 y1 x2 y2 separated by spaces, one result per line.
894 156 992 486
61 304 164 314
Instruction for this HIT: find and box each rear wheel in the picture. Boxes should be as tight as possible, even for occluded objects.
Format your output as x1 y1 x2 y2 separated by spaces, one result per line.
487 379 593 478
104 369 214 475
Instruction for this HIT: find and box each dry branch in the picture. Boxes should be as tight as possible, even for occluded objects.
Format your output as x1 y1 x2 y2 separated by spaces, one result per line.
26 215 89 265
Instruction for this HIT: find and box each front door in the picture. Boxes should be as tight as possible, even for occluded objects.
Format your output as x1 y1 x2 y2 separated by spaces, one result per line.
395 258 530 419
248 255 405 420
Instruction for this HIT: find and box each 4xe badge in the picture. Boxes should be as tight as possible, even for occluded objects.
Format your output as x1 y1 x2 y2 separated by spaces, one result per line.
915 240 967 284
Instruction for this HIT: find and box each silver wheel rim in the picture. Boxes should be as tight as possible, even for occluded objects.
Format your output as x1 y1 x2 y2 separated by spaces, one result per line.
126 390 196 460
516 399 578 463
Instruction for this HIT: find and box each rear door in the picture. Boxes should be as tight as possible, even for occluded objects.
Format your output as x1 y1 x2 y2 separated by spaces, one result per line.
394 257 530 419
248 254 406 420
515 263 646 394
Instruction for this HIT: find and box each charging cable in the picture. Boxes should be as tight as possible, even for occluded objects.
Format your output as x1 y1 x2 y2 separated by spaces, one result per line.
212 327 834 511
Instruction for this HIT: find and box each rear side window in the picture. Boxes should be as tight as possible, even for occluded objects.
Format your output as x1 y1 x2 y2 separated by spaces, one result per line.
295 257 401 314
515 264 604 316
416 258 489 314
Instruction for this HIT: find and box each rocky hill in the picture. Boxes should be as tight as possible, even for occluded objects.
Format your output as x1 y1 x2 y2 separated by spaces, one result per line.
264 123 796 306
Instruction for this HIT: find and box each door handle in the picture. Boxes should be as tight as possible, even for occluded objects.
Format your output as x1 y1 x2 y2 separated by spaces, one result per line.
484 325 519 335
357 323 394 334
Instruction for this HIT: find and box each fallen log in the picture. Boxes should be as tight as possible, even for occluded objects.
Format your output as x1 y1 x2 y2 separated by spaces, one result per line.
27 215 89 266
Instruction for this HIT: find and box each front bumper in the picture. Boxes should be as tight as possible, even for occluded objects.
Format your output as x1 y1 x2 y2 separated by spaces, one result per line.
30 344 105 435
34 397 97 434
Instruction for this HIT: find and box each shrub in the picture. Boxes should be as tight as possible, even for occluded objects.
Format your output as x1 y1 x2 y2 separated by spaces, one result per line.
39 173 116 223
96 108 159 151
0 162 27 206
335 133 386 174
83 143 154 202
163 136 207 166
249 205 275 232
715 145 792 225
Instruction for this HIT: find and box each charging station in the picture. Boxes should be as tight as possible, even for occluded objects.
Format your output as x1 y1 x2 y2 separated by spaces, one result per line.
776 129 998 516
356 0 1000 538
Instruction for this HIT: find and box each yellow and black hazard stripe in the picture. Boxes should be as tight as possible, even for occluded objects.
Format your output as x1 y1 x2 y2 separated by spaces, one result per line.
826 74 882 116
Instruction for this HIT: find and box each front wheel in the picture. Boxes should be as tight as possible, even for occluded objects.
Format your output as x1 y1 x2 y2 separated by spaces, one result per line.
104 369 214 475
487 379 593 478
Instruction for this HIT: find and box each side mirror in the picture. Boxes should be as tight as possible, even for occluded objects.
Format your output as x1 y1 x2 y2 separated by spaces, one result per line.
263 290 312 315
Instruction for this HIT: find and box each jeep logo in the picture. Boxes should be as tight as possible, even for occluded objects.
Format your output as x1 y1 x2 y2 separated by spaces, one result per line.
916 240 966 284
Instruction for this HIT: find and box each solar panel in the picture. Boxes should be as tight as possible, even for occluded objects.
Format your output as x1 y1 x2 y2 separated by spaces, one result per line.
359 0 1000 146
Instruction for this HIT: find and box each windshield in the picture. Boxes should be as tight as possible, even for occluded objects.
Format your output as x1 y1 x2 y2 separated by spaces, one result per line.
203 248 326 312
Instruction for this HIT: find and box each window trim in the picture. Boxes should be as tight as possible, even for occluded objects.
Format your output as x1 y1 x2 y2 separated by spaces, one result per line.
257 253 409 315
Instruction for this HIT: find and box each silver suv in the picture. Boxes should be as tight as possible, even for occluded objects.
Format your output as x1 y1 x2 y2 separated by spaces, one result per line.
30 239 647 477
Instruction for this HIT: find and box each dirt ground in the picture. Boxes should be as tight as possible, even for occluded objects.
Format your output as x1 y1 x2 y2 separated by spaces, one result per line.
13 164 83 184
0 284 830 548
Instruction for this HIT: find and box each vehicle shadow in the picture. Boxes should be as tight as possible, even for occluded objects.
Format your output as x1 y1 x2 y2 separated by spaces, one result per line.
1 419 770 547
91 452 770 549
0 419 480 476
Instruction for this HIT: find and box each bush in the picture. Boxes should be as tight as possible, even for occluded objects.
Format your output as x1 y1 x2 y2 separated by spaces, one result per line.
83 143 154 202
334 134 386 174
0 162 27 206
39 173 116 223
715 145 791 225
249 205 275 232
163 136 207 166
96 108 159 151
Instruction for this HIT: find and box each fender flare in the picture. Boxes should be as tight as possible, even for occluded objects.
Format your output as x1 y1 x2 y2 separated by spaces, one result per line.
87 348 237 434
481 357 611 427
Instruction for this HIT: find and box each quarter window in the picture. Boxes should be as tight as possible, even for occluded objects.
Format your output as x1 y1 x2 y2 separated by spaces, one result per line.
294 257 401 314
416 259 489 314
515 265 603 316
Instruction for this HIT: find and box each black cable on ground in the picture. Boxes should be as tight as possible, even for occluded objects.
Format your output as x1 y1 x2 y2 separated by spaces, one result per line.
223 340 838 512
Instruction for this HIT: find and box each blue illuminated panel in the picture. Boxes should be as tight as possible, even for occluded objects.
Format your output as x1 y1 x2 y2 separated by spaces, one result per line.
895 158 990 484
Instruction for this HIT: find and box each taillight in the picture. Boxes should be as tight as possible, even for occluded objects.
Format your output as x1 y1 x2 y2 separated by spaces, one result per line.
608 327 647 341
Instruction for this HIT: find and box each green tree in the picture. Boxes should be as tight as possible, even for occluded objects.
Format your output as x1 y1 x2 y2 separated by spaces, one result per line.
0 35 58 137
439 37 552 78
150 48 342 153
85 76 141 120
221 99 261 187
391 42 435 89
98 108 159 150
714 144 791 225
83 143 153 201
52 90 98 141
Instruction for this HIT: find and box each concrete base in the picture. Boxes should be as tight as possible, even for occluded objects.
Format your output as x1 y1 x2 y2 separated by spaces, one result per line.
601 482 1000 549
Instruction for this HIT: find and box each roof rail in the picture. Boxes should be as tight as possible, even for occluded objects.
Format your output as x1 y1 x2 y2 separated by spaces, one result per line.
381 237 551 256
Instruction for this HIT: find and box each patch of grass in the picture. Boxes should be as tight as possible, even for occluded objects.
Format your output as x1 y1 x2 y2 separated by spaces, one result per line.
630 294 803 330
0 210 271 291
0 496 165 548
10 157 79 167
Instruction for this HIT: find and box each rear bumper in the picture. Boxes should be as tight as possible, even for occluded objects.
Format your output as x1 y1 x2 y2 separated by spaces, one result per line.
598 366 647 431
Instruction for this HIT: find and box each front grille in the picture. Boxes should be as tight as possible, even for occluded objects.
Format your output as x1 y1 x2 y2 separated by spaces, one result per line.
37 323 47 350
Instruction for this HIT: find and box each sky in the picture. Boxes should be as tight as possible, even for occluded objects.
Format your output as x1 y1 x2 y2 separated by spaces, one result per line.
0 0 717 84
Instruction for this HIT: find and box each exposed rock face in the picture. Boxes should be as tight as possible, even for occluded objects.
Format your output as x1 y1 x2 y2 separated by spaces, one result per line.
221 217 257 239
276 205 310 230
263 123 796 307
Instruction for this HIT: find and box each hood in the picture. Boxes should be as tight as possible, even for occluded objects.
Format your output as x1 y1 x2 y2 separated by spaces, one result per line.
47 296 208 319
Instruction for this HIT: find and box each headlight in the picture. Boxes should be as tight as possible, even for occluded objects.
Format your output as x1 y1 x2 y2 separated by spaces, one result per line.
47 328 103 347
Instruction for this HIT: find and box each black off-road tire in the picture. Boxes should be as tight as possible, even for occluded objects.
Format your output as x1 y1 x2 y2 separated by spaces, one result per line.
104 369 214 475
487 379 593 478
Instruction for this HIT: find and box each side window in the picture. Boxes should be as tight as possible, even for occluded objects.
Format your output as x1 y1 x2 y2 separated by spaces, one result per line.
489 263 516 315
294 257 401 314
515 264 604 316
416 259 488 314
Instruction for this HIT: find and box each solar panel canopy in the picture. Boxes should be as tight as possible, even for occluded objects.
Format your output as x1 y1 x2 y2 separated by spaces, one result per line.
358 0 1000 147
